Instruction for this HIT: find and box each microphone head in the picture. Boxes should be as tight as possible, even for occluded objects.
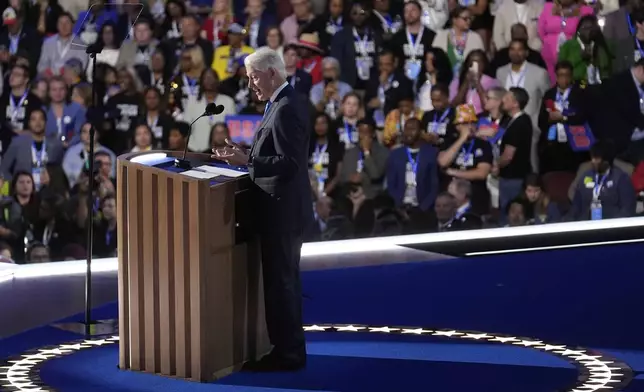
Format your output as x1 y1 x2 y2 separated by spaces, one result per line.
205 103 225 116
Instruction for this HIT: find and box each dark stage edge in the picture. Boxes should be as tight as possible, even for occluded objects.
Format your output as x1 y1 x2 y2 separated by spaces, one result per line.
0 324 634 392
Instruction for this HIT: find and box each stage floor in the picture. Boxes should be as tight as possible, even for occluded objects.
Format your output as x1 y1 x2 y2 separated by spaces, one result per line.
2 241 644 391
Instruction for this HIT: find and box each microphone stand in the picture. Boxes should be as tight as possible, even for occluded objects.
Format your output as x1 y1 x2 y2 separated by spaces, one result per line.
84 42 103 336
173 113 211 169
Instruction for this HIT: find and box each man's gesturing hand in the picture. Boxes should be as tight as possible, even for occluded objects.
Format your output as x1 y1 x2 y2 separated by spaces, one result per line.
212 138 250 166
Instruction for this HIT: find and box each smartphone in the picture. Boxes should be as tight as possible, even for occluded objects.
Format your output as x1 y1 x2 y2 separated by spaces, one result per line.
470 61 479 75
323 77 334 85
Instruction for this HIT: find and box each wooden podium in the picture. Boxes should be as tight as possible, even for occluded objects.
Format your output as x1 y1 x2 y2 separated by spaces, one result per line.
116 151 271 381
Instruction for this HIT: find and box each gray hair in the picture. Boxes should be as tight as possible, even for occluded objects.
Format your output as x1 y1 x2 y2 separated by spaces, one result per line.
245 47 287 79
487 86 506 100
451 178 472 200
321 56 340 74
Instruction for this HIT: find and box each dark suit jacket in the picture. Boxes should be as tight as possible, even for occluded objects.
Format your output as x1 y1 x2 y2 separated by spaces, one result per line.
249 84 313 233
241 13 276 48
363 70 413 119
386 143 439 212
537 85 587 173
601 69 644 153
288 69 313 97
603 7 632 74
330 26 383 87
0 27 43 76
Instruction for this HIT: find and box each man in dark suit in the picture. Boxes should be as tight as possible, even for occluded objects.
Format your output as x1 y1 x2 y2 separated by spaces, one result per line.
213 47 312 372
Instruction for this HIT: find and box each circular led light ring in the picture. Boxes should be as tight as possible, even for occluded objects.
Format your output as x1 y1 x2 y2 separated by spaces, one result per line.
0 326 633 392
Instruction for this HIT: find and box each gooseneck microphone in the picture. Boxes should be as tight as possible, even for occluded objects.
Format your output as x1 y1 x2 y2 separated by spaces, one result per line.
174 103 225 169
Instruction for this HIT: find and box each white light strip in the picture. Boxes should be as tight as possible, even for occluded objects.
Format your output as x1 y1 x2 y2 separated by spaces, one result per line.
3 217 644 281
466 238 644 256
301 217 644 256
12 258 118 279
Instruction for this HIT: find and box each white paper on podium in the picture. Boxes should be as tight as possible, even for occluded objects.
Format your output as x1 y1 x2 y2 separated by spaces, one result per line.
180 170 218 179
196 165 248 178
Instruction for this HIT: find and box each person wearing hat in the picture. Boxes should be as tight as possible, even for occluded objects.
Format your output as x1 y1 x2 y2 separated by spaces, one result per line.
437 103 494 216
383 88 423 148
0 7 42 75
212 22 255 81
386 116 439 232
294 32 324 84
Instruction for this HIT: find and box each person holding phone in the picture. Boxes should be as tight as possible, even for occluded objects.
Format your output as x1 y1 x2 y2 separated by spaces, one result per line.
310 57 352 119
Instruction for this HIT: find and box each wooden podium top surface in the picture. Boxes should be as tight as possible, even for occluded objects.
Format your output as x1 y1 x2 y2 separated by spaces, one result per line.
117 150 249 188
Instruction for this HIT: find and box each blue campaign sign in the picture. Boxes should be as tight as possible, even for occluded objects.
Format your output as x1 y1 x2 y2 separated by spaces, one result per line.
225 115 262 145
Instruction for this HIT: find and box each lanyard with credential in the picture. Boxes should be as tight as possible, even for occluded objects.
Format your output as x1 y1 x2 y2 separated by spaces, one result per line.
405 27 424 60
510 67 526 87
343 121 354 144
628 14 644 59
406 148 418 174
461 139 476 162
593 172 609 200
432 108 451 133
9 90 28 124
315 143 328 164
182 74 198 96
556 88 570 110
32 140 47 167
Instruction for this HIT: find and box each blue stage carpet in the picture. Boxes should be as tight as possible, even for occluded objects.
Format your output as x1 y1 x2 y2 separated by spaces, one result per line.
4 243 644 391
39 340 577 392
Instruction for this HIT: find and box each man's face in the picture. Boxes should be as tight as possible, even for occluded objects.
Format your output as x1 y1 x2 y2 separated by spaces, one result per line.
9 67 27 88
350 5 368 26
502 92 516 112
378 54 395 75
507 203 525 226
29 111 46 134
556 68 572 89
508 42 527 64
403 121 420 145
247 0 263 18
403 3 420 24
435 195 456 222
180 16 199 38
49 80 67 102
134 23 152 43
430 90 448 111
247 67 275 101
322 62 337 80
212 125 228 145
30 246 50 263
291 0 310 19
283 48 298 68
97 155 111 177
228 32 243 46
102 198 116 220
57 16 72 36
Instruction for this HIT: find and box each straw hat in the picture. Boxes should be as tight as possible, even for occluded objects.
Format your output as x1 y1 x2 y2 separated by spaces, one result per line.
295 33 323 54
453 104 478 124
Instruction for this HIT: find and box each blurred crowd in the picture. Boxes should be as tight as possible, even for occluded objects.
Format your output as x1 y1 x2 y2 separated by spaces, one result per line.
1 0 644 262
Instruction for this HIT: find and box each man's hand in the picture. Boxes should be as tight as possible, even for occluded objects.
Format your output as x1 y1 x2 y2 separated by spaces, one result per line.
212 139 250 166
548 110 564 122
40 169 50 186
0 50 10 63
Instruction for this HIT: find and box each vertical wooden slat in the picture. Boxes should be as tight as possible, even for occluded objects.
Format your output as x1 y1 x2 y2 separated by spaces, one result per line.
117 163 130 368
173 180 190 378
128 168 145 371
142 171 160 373
158 176 176 375
189 181 205 380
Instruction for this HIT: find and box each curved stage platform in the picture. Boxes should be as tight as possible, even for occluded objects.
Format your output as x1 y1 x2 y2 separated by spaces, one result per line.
2 218 644 391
